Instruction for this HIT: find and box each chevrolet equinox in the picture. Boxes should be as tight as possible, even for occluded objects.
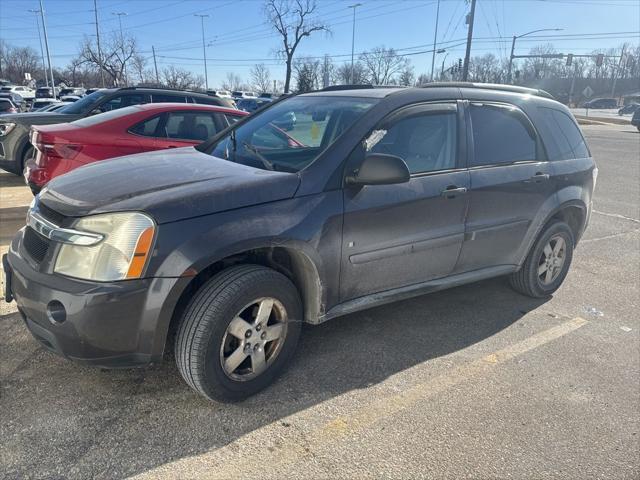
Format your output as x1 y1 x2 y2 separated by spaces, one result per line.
3 84 596 402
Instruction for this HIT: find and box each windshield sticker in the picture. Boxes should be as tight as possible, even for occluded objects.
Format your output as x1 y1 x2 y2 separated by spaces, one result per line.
310 122 320 140
364 129 387 151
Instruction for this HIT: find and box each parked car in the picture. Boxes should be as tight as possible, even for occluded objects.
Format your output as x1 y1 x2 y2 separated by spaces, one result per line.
60 95 82 103
0 99 19 114
0 92 25 112
3 84 595 402
1 85 35 99
0 86 233 175
30 99 62 111
631 109 640 131
34 103 67 113
236 97 271 113
25 103 247 193
58 87 85 97
35 86 60 99
258 93 275 99
207 89 232 99
583 98 617 109
618 103 640 115
231 91 257 101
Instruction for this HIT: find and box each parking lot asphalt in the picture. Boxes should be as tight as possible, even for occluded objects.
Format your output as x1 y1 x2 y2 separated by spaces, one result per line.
1 124 638 479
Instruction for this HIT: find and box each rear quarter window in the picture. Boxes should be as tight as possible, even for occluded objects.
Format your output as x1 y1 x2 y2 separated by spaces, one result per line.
538 107 590 160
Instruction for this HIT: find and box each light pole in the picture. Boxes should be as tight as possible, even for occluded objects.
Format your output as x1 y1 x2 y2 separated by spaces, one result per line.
28 9 48 87
507 28 563 83
429 0 441 82
194 14 210 90
38 0 55 93
348 3 362 84
112 12 128 86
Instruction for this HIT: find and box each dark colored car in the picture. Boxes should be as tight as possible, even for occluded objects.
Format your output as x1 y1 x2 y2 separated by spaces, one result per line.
0 87 233 175
0 92 25 112
3 84 595 402
0 99 18 114
236 97 271 113
584 98 617 109
26 103 246 193
35 86 60 99
631 109 640 131
618 103 640 115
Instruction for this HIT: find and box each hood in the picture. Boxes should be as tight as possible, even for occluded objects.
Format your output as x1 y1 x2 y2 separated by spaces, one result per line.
0 112 84 126
39 147 301 224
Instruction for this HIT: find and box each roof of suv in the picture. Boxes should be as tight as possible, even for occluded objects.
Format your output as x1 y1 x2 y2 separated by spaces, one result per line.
303 82 554 100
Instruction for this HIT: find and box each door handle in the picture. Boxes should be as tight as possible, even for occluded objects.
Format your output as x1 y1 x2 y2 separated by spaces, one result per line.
524 172 550 184
441 185 468 198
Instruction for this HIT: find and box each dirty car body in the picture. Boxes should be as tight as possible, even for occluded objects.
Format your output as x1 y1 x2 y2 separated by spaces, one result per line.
4 84 595 400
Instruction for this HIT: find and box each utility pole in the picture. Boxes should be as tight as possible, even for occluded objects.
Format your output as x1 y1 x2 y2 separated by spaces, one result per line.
152 46 159 84
611 45 626 98
29 9 49 87
462 0 476 82
507 28 563 83
440 52 449 80
348 3 362 84
429 0 441 82
38 0 55 94
93 0 105 87
112 12 128 86
194 14 210 90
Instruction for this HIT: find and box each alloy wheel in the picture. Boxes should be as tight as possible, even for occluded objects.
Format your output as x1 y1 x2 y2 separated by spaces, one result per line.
537 234 566 285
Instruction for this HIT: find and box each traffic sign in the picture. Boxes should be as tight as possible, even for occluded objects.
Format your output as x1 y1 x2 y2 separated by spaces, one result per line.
582 86 594 98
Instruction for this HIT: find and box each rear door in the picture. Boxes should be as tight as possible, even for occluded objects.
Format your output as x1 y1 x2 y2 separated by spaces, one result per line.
454 101 555 272
155 110 228 148
340 102 470 302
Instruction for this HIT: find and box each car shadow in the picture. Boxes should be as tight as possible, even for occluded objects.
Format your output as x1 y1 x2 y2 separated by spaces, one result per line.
2 276 548 479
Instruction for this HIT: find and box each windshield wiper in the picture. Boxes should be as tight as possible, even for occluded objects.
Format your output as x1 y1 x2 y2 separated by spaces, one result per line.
242 141 275 171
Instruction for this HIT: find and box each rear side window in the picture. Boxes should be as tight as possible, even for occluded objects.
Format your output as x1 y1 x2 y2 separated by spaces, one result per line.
470 103 537 166
129 115 161 136
152 94 187 103
164 111 219 141
539 108 590 160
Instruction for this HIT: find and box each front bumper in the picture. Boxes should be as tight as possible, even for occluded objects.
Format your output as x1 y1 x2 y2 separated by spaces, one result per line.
4 228 189 368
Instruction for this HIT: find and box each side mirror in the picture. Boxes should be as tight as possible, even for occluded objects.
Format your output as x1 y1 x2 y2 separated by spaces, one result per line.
346 153 410 186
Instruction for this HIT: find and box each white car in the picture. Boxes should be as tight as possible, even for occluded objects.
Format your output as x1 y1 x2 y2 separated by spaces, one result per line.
0 85 35 99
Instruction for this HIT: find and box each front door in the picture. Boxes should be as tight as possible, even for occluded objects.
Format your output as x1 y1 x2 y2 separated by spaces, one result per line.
455 101 556 272
340 102 470 302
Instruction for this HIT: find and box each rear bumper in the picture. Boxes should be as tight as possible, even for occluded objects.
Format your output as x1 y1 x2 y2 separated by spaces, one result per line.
4 229 190 368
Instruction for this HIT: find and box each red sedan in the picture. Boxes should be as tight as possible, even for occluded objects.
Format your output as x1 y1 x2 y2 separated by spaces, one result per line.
26 103 247 193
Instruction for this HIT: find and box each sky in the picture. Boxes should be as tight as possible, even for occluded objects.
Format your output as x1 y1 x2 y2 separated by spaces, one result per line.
1 0 639 88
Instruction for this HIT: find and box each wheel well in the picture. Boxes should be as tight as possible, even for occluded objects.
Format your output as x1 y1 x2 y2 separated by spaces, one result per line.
163 247 322 355
549 205 585 243
20 142 33 169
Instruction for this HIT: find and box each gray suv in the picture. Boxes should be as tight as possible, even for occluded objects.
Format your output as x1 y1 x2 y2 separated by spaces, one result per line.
3 84 596 402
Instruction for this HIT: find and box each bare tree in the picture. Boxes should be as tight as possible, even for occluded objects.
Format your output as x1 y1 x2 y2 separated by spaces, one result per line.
79 32 138 86
1 43 41 84
336 61 368 84
250 63 272 93
264 0 329 93
359 46 409 85
222 71 243 91
130 53 156 85
162 65 204 90
398 64 415 86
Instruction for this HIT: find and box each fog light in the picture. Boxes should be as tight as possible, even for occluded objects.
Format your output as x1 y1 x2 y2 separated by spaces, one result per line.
46 300 66 324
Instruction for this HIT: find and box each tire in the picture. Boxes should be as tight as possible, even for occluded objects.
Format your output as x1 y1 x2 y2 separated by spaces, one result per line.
509 221 575 298
21 145 34 177
175 264 302 402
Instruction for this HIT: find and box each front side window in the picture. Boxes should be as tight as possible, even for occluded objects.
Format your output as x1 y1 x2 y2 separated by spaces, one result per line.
207 95 378 172
369 110 457 174
470 103 537 167
98 94 148 113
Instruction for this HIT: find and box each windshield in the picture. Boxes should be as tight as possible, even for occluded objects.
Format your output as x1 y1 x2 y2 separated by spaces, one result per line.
207 95 378 173
58 90 109 114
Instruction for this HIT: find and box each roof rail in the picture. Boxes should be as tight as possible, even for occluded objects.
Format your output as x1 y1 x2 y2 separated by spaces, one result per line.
319 84 406 92
120 85 208 95
417 82 554 99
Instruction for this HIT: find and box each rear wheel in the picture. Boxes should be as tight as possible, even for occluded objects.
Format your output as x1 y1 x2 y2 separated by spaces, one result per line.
509 221 574 298
175 265 302 402
20 145 34 177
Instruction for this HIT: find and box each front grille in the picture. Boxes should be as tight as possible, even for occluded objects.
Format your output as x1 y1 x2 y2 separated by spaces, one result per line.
23 226 51 263
38 202 67 226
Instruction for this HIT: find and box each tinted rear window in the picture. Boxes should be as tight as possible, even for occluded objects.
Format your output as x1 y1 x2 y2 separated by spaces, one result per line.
469 103 537 166
538 108 590 160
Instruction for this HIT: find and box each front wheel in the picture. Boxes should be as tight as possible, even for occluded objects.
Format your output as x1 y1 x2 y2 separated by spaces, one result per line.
509 221 575 298
175 265 302 402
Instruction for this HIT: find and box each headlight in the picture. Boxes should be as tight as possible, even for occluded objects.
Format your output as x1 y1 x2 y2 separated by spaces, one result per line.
54 212 155 281
0 122 16 136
